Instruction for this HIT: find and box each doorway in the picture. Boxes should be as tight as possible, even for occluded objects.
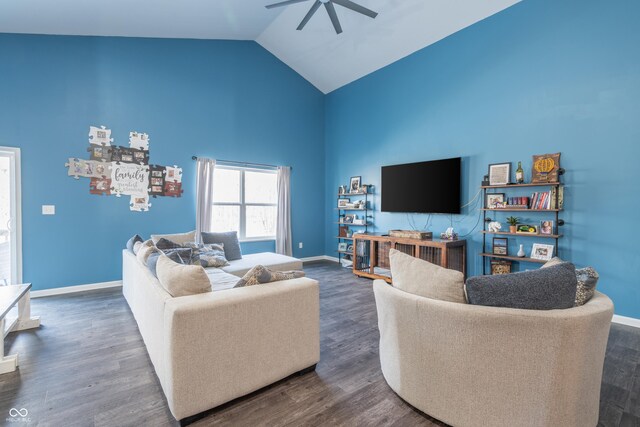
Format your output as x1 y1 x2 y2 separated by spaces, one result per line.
0 147 22 285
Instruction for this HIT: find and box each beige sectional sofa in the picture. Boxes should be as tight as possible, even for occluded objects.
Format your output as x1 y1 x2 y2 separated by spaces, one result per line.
122 250 320 422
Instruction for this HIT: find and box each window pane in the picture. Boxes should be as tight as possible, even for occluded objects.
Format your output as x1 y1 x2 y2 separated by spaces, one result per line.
211 205 240 233
213 168 240 203
245 171 277 204
246 205 276 238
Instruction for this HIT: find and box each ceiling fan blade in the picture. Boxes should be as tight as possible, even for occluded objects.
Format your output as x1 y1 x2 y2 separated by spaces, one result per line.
324 1 343 34
332 0 378 18
297 0 322 30
265 0 310 9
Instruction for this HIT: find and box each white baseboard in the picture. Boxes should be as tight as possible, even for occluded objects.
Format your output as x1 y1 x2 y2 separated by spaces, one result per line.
31 280 122 298
301 255 339 262
612 314 640 329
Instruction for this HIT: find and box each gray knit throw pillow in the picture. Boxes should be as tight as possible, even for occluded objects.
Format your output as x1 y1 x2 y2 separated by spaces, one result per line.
234 265 305 288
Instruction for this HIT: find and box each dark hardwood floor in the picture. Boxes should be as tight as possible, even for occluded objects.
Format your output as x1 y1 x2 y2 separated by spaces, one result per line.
1 261 638 426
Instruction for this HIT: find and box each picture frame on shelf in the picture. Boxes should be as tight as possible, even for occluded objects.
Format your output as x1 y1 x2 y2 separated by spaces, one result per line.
349 176 361 193
491 260 512 275
338 185 347 195
338 242 348 252
531 243 554 261
485 193 505 209
342 214 355 224
338 225 348 237
488 163 511 186
338 198 350 208
539 220 554 235
347 244 354 253
492 237 508 255
516 224 538 234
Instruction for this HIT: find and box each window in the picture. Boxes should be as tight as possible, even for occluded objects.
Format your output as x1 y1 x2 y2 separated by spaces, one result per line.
211 166 277 240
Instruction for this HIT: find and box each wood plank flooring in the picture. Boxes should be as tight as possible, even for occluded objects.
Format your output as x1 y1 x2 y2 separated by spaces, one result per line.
0 261 638 426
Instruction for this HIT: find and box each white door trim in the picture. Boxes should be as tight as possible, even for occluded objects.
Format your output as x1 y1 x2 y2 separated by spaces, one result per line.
0 146 22 284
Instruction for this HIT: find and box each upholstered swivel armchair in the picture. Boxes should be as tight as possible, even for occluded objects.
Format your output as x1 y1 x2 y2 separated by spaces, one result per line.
373 280 614 427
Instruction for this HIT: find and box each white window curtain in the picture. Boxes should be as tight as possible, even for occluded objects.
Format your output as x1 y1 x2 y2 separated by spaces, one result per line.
276 166 292 256
195 158 216 243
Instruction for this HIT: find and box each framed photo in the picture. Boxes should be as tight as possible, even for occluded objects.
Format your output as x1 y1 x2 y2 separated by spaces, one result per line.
491 260 512 275
342 214 355 224
488 163 511 186
516 224 538 234
539 220 554 235
349 176 361 193
531 243 554 261
492 237 508 255
339 225 348 237
338 185 347 195
338 242 348 252
485 193 505 209
338 198 350 208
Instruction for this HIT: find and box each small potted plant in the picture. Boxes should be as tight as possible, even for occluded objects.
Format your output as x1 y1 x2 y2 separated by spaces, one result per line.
506 216 519 233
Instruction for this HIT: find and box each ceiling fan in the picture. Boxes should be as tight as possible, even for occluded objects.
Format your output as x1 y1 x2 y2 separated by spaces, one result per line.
265 0 378 35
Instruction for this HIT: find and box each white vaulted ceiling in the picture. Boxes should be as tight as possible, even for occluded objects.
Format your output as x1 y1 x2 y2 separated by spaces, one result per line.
0 0 520 93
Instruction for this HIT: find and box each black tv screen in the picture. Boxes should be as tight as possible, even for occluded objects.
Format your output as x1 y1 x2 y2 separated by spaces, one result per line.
381 157 461 214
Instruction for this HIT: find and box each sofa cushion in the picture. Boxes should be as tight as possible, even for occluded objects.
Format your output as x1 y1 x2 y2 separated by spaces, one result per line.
126 234 143 253
136 240 158 265
201 231 242 261
541 257 599 306
221 252 303 277
150 230 196 245
234 265 305 288
389 249 466 304
156 254 211 297
205 268 242 292
465 262 578 310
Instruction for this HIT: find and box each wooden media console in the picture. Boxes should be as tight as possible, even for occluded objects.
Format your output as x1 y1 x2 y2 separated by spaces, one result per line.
352 233 466 283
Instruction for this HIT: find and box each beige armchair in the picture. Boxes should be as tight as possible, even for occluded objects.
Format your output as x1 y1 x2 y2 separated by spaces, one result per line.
373 279 613 427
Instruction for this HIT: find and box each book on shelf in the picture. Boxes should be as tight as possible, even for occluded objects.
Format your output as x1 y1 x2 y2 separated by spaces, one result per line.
529 186 564 209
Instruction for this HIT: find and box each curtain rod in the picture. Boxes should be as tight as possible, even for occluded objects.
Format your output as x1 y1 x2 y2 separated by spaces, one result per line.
191 156 290 170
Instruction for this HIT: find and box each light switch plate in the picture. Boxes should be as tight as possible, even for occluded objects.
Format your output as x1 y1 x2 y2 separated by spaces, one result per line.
42 205 55 215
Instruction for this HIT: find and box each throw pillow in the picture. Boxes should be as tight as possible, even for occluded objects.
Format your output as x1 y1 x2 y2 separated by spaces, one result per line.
388 249 466 304
136 240 157 265
541 257 599 306
201 231 242 261
133 241 144 255
147 251 161 278
126 234 143 253
156 254 212 297
575 267 599 306
155 237 183 251
183 242 229 268
150 230 196 245
465 262 578 310
162 248 194 265
234 265 305 288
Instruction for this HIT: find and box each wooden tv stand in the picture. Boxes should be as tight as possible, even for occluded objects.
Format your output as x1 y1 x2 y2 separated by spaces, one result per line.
352 233 466 283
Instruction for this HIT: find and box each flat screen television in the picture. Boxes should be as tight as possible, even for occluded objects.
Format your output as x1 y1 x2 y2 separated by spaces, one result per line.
381 157 461 214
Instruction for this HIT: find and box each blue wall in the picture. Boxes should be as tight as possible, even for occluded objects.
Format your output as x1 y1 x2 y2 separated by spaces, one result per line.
324 0 640 318
0 34 325 291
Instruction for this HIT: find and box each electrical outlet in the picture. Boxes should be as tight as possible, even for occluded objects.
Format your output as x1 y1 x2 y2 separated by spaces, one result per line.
298 242 303 249
42 205 55 215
